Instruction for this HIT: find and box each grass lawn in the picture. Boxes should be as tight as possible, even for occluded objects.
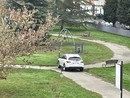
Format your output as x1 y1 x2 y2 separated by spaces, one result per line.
15 25 130 66
88 29 130 49
85 63 130 91
51 26 87 36
15 38 112 66
52 26 130 49
0 69 102 98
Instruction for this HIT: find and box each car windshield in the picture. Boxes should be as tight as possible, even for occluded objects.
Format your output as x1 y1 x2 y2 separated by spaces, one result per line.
69 57 81 61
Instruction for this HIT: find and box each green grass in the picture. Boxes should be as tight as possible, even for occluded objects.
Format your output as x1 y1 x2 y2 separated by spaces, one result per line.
15 51 58 66
15 39 112 66
51 26 87 36
86 63 130 91
0 69 102 98
88 29 130 49
16 25 130 66
51 26 130 49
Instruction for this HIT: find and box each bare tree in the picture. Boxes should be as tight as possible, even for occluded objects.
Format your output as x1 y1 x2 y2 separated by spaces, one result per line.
0 3 56 79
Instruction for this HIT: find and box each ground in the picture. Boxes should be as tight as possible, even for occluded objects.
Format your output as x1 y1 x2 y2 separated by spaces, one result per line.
15 35 130 98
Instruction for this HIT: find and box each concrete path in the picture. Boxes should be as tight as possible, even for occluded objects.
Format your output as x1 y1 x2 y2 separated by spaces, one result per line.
62 71 130 98
83 39 130 68
81 38 130 63
15 65 130 98
15 35 130 98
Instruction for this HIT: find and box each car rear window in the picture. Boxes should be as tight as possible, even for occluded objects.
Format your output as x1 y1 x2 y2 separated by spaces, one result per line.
69 57 81 61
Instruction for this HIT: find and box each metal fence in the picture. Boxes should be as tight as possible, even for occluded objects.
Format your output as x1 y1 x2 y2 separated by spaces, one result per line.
92 24 130 38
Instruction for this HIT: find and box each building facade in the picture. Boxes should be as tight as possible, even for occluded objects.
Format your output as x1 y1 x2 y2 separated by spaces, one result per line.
86 0 105 15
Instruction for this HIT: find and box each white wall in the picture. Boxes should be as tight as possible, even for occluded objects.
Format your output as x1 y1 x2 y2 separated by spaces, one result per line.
81 0 105 15
93 0 105 6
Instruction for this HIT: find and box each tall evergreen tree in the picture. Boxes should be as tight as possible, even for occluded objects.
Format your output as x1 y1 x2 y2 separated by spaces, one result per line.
51 0 90 30
103 0 118 27
117 0 130 26
6 0 48 23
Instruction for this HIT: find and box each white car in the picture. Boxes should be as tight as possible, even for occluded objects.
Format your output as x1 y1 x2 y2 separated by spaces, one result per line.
58 54 84 71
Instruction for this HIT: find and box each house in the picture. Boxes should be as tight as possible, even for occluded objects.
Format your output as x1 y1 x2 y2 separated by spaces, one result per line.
83 0 105 16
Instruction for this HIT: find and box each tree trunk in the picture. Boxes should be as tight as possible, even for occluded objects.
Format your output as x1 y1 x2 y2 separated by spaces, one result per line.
113 21 116 27
60 20 64 31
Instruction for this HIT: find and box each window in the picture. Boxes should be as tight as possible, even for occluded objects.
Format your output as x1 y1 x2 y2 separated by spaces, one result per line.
62 55 67 59
69 57 81 61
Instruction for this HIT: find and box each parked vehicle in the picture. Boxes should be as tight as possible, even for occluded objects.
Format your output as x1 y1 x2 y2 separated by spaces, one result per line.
58 54 84 71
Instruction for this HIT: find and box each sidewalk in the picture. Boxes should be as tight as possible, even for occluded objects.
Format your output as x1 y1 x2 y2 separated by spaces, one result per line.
61 71 130 98
14 36 130 98
15 65 130 98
